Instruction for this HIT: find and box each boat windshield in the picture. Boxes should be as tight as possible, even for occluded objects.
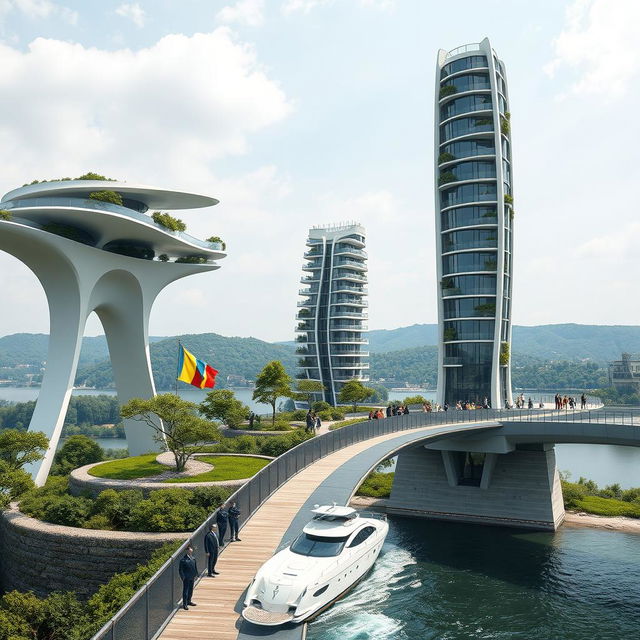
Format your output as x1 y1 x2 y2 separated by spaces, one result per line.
290 533 349 557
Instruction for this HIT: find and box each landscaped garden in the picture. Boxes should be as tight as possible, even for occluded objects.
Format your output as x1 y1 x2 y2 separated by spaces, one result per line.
164 455 270 483
88 453 165 479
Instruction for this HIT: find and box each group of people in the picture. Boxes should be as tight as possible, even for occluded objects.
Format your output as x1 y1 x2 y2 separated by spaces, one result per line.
305 410 322 432
178 501 242 611
554 393 588 410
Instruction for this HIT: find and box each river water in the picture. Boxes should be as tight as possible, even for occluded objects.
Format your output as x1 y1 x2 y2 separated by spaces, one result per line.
307 516 640 640
2 388 640 488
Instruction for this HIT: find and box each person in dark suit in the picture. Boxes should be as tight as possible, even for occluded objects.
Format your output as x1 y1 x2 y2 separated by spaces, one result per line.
216 504 229 546
204 524 220 576
178 545 198 610
228 502 241 542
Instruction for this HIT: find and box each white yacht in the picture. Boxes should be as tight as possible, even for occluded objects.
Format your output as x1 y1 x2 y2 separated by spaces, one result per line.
242 504 389 626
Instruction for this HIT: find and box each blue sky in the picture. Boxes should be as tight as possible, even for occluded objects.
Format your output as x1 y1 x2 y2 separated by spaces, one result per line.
0 0 638 342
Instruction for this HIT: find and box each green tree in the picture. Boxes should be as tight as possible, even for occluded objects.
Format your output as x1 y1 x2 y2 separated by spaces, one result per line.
88 190 123 206
252 360 293 425
152 211 187 232
0 461 34 510
337 379 375 413
293 379 325 407
199 389 249 429
52 435 104 475
0 429 49 470
120 394 220 471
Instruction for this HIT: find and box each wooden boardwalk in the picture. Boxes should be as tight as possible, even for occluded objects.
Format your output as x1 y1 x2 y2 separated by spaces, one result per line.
158 423 447 640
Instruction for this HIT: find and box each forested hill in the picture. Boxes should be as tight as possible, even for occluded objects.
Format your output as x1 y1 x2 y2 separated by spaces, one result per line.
366 323 640 361
75 333 298 390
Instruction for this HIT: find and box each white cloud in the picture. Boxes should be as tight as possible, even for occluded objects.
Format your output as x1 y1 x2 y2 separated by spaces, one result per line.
217 0 264 27
545 0 640 98
0 0 77 23
0 29 292 188
115 2 146 28
574 222 640 261
281 0 394 15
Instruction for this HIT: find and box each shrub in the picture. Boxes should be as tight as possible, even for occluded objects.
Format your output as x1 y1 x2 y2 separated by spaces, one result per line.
504 193 514 206
312 401 331 412
189 486 232 512
126 489 207 532
561 479 588 509
0 209 12 221
152 211 186 232
83 514 114 530
89 191 123 206
439 85 457 98
438 152 455 164
317 410 334 421
402 395 428 406
52 435 103 475
500 342 510 366
574 495 640 518
329 417 367 430
91 489 143 529
175 255 208 264
77 172 116 181
356 471 394 498
41 494 93 527
291 409 308 420
438 171 457 185
158 253 170 262
206 236 226 250
330 408 346 420
500 112 510 135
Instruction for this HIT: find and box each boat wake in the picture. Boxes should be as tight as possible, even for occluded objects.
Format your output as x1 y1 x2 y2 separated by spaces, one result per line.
308 544 418 639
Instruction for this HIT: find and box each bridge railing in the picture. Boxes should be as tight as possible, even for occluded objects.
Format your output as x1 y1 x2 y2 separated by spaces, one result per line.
500 407 638 424
88 406 533 640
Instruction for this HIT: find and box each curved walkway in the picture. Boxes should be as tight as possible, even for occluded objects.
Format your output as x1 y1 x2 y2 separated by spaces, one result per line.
158 419 499 640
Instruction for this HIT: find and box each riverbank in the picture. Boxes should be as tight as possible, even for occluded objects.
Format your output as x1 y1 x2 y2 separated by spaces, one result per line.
349 496 640 535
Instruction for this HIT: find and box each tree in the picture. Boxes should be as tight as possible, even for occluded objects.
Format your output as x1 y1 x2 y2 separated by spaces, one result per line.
293 379 326 407
200 389 249 429
252 361 293 425
120 394 220 472
337 379 375 413
152 211 187 232
0 429 49 470
52 435 104 475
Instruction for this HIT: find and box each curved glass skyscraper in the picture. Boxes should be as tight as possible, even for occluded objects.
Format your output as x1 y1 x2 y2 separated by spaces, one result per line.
435 38 513 408
296 223 369 406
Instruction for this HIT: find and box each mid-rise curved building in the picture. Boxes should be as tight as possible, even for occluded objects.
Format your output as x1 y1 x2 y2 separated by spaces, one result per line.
434 38 514 408
0 179 226 483
296 223 369 406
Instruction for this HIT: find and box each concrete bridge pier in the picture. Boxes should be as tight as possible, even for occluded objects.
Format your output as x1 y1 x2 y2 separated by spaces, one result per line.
387 435 565 530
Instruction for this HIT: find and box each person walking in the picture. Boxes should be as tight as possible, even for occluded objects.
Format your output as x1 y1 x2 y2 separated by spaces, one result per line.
528 397 533 409
305 410 315 433
248 412 255 428
179 545 198 610
315 414 322 432
216 504 229 546
229 502 241 542
204 524 220 576
386 405 392 418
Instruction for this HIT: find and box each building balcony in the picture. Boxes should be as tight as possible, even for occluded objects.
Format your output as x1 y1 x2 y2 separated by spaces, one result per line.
330 322 368 330
333 373 370 382
331 299 368 307
300 275 320 284
334 258 367 272
298 288 319 296
334 246 367 258
329 337 368 344
303 250 323 259
331 312 368 319
295 323 314 332
302 262 322 271
333 273 367 283
443 357 464 366
331 363 370 370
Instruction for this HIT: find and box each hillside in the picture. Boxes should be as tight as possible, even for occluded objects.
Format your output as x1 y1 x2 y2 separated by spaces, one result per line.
75 333 298 390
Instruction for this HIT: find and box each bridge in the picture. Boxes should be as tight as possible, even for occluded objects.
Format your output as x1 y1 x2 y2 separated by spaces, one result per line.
90 407 640 640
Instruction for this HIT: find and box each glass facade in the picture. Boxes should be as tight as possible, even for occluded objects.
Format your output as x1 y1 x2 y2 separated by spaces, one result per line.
436 40 513 407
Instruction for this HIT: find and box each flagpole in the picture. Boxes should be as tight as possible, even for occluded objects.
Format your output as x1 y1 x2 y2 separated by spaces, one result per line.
175 339 181 396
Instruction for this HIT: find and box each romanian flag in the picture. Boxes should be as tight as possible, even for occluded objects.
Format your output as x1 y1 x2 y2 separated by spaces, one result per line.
177 346 218 389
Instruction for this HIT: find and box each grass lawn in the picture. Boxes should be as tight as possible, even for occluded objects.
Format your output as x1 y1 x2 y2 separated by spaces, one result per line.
164 455 270 483
88 453 165 480
329 417 367 430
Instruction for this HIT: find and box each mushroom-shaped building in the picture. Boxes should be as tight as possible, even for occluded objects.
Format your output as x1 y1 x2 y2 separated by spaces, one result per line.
0 178 226 484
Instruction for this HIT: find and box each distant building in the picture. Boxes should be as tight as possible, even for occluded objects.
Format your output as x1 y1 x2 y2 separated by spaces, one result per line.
434 38 514 408
295 223 369 405
609 353 640 392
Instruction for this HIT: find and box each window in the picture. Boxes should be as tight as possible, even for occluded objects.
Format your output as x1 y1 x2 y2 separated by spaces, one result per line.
442 229 497 252
442 252 497 275
441 183 497 208
290 533 349 557
443 297 497 319
441 139 495 161
441 72 490 95
440 55 487 79
441 274 497 296
440 94 492 120
313 585 329 597
348 526 376 548
443 320 496 341
441 116 493 143
441 205 497 231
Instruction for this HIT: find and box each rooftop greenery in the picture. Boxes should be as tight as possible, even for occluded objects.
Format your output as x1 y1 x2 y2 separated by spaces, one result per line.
152 211 186 232
23 172 117 186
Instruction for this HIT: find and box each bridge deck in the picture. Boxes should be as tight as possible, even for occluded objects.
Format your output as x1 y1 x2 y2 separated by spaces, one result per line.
158 420 498 640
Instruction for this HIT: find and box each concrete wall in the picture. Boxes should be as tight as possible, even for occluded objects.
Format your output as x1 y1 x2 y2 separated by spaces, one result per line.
387 444 565 530
0 504 188 598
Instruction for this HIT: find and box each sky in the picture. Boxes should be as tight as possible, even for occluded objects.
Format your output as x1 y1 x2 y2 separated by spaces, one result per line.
0 0 638 342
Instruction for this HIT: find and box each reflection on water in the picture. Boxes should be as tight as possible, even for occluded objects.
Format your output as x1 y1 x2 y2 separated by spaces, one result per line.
308 517 640 640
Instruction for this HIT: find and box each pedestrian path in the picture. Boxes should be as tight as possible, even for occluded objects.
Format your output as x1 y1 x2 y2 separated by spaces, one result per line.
157 419 496 640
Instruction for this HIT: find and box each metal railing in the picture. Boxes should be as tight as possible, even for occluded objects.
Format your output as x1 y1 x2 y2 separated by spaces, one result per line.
91 402 621 640
501 407 639 425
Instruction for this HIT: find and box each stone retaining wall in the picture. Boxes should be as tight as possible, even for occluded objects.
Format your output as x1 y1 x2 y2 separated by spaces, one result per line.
0 504 188 598
69 453 274 497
